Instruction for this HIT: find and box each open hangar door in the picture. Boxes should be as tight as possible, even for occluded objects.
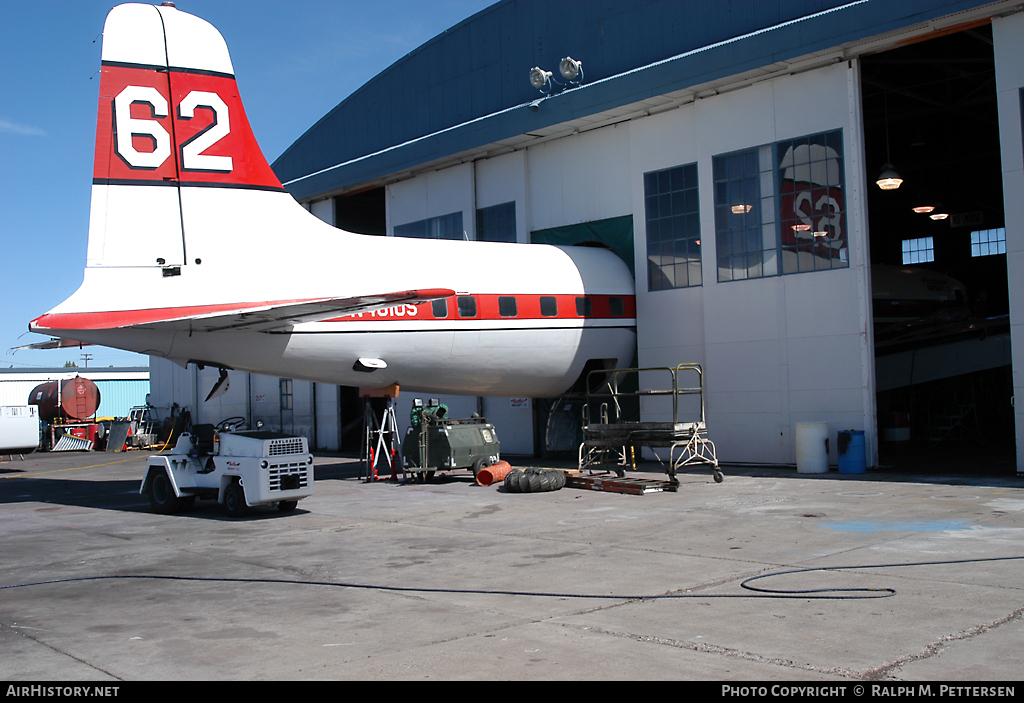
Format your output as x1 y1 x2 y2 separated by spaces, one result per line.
861 22 1014 473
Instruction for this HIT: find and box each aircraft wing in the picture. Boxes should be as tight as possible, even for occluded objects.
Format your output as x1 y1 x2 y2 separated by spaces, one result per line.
30 289 455 334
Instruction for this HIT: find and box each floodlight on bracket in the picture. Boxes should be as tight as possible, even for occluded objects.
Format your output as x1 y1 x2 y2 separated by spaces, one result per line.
529 66 553 93
530 58 585 96
559 56 583 84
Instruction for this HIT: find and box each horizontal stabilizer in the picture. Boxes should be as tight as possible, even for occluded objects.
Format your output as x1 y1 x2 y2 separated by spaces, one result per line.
31 289 456 334
12 338 94 351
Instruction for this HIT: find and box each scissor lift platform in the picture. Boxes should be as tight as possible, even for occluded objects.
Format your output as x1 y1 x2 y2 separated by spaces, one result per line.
578 364 722 485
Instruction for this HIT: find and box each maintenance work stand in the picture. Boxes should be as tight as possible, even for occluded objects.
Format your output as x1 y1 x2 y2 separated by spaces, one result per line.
576 363 723 487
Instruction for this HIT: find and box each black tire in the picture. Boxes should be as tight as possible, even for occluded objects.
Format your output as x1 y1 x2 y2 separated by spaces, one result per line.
148 469 182 514
277 500 298 512
503 468 565 493
223 481 247 517
714 470 724 483
471 457 490 478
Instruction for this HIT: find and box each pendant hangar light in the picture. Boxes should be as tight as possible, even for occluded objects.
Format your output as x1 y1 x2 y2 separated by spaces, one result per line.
876 94 903 191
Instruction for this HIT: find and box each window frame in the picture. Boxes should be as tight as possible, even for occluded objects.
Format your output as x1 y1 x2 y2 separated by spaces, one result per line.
476 201 517 243
394 211 464 240
644 162 702 291
713 128 848 282
902 236 935 265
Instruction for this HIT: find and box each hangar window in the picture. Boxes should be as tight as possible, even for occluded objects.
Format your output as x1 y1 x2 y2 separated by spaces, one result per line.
713 146 776 281
971 228 1005 257
457 296 477 318
714 129 847 281
432 299 448 318
902 237 934 264
777 130 847 274
644 163 701 290
279 379 293 411
394 211 464 240
498 296 517 317
540 296 558 317
477 202 516 243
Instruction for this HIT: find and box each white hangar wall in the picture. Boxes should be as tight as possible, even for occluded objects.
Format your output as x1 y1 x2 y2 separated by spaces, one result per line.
629 62 874 465
382 61 873 466
993 11 1024 472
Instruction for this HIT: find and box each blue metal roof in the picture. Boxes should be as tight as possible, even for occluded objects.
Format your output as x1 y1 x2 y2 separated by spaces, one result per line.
273 0 995 201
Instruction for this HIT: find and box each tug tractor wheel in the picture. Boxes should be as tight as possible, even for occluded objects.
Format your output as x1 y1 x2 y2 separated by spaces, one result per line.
223 481 247 518
148 469 182 514
277 500 298 512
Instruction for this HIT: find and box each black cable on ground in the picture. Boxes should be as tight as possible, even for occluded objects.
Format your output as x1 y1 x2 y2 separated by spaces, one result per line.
2 555 1022 601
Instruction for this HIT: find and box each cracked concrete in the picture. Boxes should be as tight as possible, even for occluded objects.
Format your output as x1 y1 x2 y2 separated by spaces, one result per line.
1 452 1022 681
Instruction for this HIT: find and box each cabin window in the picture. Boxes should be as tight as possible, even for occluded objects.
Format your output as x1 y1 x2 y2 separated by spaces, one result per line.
575 296 592 317
902 237 934 264
432 299 448 318
498 296 517 317
457 296 477 318
644 162 701 290
609 297 625 317
540 296 558 317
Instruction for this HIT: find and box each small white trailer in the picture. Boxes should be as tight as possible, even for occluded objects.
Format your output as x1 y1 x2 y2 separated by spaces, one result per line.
1 406 41 456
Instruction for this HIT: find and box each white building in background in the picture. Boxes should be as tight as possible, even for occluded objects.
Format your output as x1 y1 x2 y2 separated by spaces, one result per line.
150 0 1024 470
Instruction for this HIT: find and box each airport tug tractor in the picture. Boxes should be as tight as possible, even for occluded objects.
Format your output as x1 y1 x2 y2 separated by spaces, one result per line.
142 419 314 517
402 399 500 482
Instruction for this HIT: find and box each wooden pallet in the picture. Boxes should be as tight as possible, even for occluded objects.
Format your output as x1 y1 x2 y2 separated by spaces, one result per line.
563 473 678 495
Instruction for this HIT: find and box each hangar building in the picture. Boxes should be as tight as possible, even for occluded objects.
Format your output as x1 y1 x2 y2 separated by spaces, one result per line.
151 0 1024 471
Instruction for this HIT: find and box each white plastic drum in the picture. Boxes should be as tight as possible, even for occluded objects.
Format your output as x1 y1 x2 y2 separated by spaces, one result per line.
795 422 829 473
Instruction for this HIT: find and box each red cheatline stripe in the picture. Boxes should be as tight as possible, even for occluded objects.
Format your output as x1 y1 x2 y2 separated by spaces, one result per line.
31 293 636 331
326 293 636 322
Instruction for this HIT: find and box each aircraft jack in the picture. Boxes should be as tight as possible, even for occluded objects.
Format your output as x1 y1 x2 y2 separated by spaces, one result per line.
360 385 404 482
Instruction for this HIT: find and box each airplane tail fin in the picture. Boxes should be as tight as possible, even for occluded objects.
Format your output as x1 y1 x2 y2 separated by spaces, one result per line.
32 4 456 346
88 2 284 270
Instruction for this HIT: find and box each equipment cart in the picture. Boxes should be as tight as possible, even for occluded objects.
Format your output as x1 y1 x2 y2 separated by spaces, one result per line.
578 363 722 485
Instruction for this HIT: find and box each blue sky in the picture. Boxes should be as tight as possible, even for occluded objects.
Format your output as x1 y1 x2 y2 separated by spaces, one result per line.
0 0 495 371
